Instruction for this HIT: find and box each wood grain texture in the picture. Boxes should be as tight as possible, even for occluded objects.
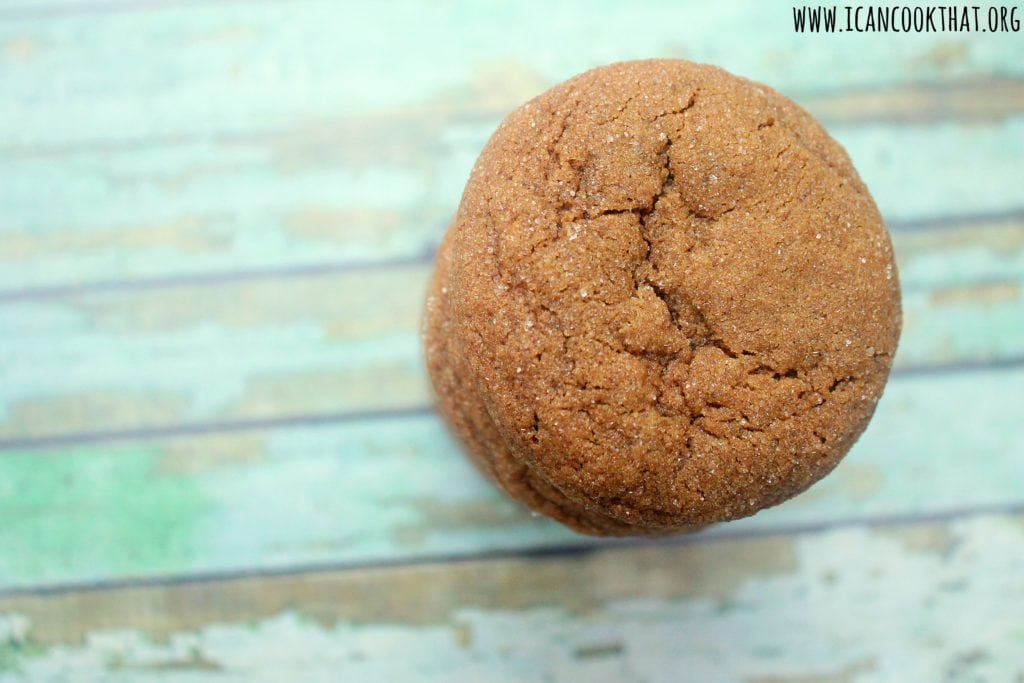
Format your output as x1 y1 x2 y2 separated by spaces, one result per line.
1 1 1023 290
1 512 1021 681
1 219 1023 443
1 364 1022 592
2 109 1023 291
1 1 1022 678
3 0 1021 147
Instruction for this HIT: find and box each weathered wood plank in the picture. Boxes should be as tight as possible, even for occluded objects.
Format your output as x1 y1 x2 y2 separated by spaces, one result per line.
802 77 1024 125
2 219 1023 441
893 213 1024 288
2 115 1023 291
0 365 1021 592
2 1 1021 148
0 4 1018 677
1 0 1023 290
0 511 1020 680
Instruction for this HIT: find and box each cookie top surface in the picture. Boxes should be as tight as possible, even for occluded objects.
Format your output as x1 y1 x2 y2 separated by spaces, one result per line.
436 59 901 532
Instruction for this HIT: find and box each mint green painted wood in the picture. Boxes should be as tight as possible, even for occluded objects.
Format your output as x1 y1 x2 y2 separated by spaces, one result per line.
0 2 1022 676
1 226 1022 440
2 114 1023 290
1 0 1023 290
1 512 1021 681
0 366 1021 591
2 1 1021 148
893 215 1024 288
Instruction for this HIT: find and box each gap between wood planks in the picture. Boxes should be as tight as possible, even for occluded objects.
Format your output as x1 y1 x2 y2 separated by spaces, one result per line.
1 498 1021 601
2 76 1024 158
0 209 1021 303
0 355 1020 453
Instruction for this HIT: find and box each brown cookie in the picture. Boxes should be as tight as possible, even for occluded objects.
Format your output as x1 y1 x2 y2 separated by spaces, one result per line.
424 59 901 536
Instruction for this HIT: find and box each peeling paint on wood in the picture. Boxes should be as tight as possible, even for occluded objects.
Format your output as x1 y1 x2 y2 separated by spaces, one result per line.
1 230 1023 441
2 119 1023 291
1 2 1023 290
0 513 1020 681
0 1 1021 679
0 365 1022 591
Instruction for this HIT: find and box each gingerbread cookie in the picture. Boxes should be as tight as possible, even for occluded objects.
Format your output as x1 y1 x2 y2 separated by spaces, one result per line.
424 59 901 535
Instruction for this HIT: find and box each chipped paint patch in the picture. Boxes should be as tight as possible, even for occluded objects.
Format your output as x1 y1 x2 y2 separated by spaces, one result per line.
0 390 190 440
929 282 1020 306
918 41 970 70
68 268 426 333
0 514 1021 681
286 207 407 246
1 37 40 62
226 365 429 420
0 615 37 673
0 218 222 260
877 524 957 558
392 498 530 547
784 461 883 507
747 658 876 683
155 433 268 476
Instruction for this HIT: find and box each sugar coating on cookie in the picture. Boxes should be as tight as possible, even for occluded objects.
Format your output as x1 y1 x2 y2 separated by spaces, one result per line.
424 59 901 536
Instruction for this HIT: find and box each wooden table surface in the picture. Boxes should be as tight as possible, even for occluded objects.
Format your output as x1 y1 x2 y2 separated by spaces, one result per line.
1 1 1022 680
